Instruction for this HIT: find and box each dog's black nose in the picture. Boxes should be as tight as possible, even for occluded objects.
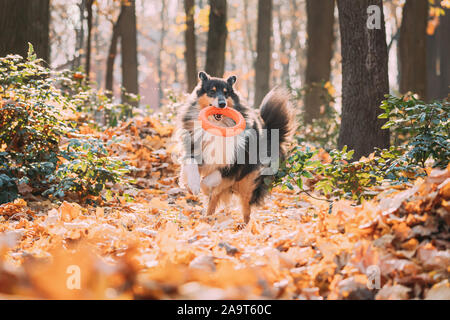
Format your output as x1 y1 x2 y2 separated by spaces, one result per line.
218 101 226 108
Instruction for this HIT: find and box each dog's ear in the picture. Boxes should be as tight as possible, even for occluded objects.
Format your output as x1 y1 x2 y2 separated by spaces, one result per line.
198 71 209 82
227 75 237 86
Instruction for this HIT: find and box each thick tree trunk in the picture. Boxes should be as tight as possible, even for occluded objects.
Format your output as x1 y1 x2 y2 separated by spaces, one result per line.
105 9 124 96
254 0 273 107
399 0 428 100
205 0 227 77
85 0 94 81
427 9 450 101
0 0 50 62
337 0 390 159
184 0 198 92
120 0 139 108
304 0 335 123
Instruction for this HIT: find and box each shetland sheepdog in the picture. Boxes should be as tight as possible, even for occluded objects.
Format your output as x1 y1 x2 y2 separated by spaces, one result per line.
177 71 295 223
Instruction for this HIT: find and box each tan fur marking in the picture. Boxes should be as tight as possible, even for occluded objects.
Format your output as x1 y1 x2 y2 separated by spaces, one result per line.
198 94 212 109
226 97 234 108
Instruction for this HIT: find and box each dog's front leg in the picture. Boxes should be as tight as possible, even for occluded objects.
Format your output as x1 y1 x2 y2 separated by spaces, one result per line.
181 161 201 195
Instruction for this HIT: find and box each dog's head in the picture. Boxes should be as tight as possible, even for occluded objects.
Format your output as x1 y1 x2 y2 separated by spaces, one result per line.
196 71 237 109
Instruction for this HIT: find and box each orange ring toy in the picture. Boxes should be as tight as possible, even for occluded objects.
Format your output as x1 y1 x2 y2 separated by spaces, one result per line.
198 106 246 137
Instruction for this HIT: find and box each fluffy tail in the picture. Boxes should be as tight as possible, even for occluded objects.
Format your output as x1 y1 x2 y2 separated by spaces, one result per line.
259 88 295 147
249 89 295 206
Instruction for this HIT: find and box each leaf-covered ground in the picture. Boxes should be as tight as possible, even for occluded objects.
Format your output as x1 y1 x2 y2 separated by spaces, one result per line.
0 116 449 299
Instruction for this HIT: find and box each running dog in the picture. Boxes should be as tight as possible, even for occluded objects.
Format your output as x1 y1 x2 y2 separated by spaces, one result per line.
177 71 295 223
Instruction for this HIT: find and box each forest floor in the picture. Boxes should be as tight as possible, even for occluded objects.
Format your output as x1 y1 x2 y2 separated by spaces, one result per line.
0 115 449 299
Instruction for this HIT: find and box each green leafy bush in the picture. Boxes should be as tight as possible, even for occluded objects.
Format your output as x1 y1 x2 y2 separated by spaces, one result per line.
379 95 450 168
274 94 449 203
44 137 129 201
274 146 414 203
58 69 138 127
0 45 129 204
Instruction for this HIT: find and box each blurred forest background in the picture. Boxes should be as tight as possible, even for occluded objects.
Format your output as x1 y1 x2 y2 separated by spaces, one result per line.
0 0 449 161
1 0 448 108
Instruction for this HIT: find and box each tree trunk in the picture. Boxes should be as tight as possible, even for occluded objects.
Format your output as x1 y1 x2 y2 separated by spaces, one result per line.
0 0 50 62
205 0 227 77
105 9 124 96
184 0 198 92
337 0 390 159
276 1 289 85
94 11 103 86
74 0 86 70
120 0 139 108
243 0 254 100
254 0 273 107
157 0 167 108
289 0 304 86
85 0 94 81
427 8 450 101
399 0 428 100
304 0 335 123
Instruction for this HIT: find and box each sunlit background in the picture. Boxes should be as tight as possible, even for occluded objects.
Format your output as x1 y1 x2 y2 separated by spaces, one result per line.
49 0 418 111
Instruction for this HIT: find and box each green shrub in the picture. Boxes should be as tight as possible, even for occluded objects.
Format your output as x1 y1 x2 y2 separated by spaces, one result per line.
273 145 414 203
58 69 138 127
0 44 129 204
274 94 449 203
379 95 450 168
44 137 130 201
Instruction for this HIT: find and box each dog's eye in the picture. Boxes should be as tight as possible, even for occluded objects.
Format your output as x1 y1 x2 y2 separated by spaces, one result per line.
209 89 216 95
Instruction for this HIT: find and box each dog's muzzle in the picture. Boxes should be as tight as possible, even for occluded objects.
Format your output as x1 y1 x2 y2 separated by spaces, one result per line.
218 98 226 108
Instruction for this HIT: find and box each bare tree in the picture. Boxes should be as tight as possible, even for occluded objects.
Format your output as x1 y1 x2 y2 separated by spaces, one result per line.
243 0 254 100
157 0 167 108
105 9 124 96
120 0 139 108
0 0 50 62
289 0 304 86
337 0 390 159
275 1 289 85
74 0 86 70
254 0 273 107
85 0 94 81
184 0 197 92
304 0 335 123
205 0 227 77
104 0 138 110
399 0 428 100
